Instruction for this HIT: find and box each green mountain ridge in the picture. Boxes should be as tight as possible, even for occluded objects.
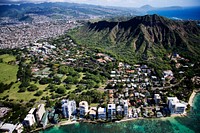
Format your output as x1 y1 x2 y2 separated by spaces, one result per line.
69 14 200 64
0 2 136 20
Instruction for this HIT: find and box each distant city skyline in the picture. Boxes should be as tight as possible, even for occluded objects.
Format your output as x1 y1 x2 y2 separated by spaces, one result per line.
0 0 200 7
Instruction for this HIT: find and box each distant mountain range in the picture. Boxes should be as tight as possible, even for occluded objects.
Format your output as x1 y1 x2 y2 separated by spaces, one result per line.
69 14 200 64
0 2 136 20
138 4 183 12
0 2 192 21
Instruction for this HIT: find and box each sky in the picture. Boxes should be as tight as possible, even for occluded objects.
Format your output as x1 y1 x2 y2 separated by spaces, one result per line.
0 0 200 7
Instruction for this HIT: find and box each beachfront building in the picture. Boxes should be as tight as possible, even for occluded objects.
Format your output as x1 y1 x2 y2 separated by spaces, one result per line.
123 100 129 117
79 101 89 117
107 104 116 119
128 108 133 118
61 99 77 118
35 104 46 123
89 107 97 120
0 123 23 133
23 108 36 127
23 114 36 127
116 105 123 115
0 123 17 133
154 94 161 105
167 97 187 114
41 111 49 129
98 107 106 120
15 123 24 133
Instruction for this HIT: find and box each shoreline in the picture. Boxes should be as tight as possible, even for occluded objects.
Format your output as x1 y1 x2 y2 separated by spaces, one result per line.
188 89 200 107
58 120 78 126
40 90 200 131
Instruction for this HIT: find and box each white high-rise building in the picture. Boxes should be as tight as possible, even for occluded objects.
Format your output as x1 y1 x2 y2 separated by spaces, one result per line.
23 108 36 127
167 97 187 114
61 99 76 118
123 100 128 117
79 101 89 116
107 104 116 119
98 107 106 120
36 104 45 122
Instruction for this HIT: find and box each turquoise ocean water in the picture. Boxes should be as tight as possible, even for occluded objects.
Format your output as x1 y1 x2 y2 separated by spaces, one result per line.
41 93 200 133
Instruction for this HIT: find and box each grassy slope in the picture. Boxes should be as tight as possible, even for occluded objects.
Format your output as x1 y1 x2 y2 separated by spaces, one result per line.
68 27 174 71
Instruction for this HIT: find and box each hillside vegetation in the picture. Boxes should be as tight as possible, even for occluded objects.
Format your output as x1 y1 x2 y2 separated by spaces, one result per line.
68 14 200 71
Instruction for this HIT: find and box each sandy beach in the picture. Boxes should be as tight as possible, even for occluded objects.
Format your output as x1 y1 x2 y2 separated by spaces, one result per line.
58 120 78 126
188 89 200 106
42 89 200 129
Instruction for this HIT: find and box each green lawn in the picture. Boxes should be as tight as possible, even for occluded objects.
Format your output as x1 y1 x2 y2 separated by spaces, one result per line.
90 103 99 107
0 54 16 63
0 68 91 103
0 63 18 84
0 82 48 102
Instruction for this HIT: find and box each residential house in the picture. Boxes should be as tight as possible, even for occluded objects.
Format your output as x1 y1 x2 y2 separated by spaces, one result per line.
163 70 173 78
154 94 161 105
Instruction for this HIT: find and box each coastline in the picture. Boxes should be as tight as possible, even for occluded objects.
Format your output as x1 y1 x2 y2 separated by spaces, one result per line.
188 89 200 107
40 89 200 132
58 120 78 126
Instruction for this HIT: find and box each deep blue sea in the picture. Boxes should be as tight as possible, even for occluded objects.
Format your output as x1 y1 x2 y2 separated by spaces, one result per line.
148 7 200 20
41 93 200 133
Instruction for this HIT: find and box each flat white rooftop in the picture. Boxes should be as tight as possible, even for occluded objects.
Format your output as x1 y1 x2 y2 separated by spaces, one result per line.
0 123 16 133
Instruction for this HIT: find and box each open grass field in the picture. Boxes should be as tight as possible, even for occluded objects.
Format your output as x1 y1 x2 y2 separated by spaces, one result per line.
0 82 49 102
0 54 16 63
0 63 18 84
0 67 90 103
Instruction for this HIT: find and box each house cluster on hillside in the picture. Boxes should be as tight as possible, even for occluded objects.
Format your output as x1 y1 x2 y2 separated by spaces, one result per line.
109 63 162 90
170 53 193 74
104 62 187 118
96 53 114 64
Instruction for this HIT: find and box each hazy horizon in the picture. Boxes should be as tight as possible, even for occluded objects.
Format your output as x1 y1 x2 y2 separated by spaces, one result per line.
0 0 200 8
